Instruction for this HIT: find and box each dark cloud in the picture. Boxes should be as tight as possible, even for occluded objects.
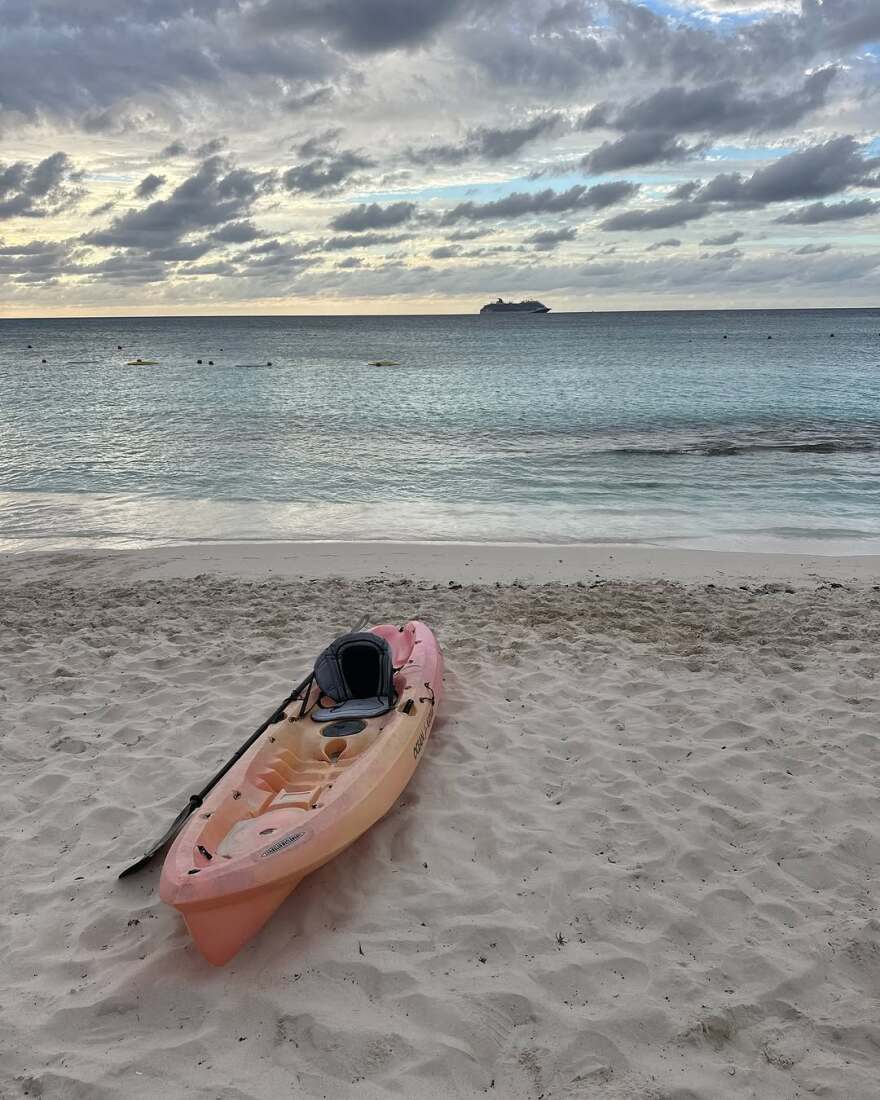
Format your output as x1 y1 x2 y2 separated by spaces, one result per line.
822 0 880 51
283 149 374 194
526 226 577 251
430 244 461 259
409 115 560 165
697 137 880 204
447 227 490 241
250 0 468 53
195 137 228 158
774 198 880 224
90 199 117 217
583 131 705 174
0 152 83 220
602 200 711 231
645 237 681 251
700 230 743 246
669 180 701 201
321 231 414 250
329 201 416 232
587 68 837 139
0 238 73 280
442 182 638 223
135 173 165 199
159 141 188 159
700 248 742 261
0 3 334 123
793 243 832 255
83 155 274 251
210 220 263 243
336 255 363 268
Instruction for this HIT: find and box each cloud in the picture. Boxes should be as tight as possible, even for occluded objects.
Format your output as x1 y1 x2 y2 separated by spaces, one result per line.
700 230 744 246
249 0 469 52
442 182 638 223
583 131 705 173
697 137 880 204
321 231 415 250
793 243 832 255
135 173 165 199
645 237 681 251
83 155 274 252
409 114 560 165
329 201 417 232
210 220 263 243
774 198 880 224
700 247 743 260
283 85 336 111
195 137 228 158
586 68 837 138
0 152 84 220
159 141 188 159
0 2 335 122
602 200 711 231
526 226 577 250
430 244 461 258
669 180 701 201
283 149 374 194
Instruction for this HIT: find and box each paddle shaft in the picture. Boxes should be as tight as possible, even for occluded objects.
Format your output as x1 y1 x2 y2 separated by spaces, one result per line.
118 616 369 878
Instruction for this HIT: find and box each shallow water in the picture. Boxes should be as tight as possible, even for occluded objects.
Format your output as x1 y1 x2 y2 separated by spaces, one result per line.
1 309 879 552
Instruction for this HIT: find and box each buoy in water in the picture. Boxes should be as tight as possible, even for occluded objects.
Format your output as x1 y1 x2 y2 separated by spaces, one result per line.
197 359 203 364
41 358 47 363
208 360 214 365
369 359 399 366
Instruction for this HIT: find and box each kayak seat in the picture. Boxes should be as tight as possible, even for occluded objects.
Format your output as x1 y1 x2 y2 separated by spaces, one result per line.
311 632 396 722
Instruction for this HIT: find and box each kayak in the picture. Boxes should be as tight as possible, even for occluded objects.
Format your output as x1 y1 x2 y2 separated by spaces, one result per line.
160 621 442 964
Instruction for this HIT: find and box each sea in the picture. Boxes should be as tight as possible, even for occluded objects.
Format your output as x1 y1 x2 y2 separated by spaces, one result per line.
1 309 879 555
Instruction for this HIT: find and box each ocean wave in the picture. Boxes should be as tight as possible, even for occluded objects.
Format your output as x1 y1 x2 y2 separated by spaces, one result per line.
611 439 880 457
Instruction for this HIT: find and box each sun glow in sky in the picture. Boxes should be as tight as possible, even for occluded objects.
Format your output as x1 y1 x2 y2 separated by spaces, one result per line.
1 0 879 316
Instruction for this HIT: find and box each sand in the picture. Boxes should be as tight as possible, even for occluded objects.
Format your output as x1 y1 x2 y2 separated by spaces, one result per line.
2 542 879 1099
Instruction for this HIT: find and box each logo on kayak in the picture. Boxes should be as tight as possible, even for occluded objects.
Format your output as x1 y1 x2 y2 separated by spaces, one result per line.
260 830 307 858
412 716 431 759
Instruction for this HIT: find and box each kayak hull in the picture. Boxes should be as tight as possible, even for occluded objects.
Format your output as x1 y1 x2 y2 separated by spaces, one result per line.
160 621 442 964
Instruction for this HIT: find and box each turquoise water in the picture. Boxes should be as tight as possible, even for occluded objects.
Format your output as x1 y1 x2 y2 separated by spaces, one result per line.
1 310 879 553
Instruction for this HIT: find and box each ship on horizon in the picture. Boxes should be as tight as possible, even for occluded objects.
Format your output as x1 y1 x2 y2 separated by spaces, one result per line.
479 298 550 314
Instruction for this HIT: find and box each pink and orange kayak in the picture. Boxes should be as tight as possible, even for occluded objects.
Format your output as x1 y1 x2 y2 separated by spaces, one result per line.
160 621 442 964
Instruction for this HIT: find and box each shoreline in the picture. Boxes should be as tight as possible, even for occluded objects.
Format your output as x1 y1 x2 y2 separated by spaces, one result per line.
3 539 879 587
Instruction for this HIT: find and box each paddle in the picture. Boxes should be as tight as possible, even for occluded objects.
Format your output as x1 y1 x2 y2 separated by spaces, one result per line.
118 616 369 879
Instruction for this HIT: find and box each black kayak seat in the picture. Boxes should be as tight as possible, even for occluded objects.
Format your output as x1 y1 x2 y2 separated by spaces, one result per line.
311 631 396 722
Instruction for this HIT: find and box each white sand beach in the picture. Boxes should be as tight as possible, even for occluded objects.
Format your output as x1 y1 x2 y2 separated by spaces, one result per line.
2 542 879 1099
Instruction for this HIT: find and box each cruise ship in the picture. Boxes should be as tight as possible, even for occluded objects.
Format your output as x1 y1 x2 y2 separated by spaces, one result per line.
479 298 551 314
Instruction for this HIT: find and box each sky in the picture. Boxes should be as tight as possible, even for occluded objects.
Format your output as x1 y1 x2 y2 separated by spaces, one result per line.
0 0 879 316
